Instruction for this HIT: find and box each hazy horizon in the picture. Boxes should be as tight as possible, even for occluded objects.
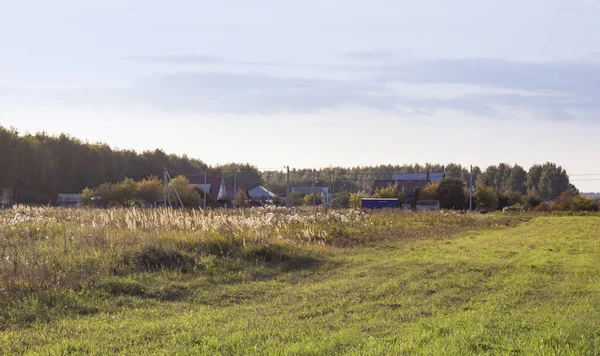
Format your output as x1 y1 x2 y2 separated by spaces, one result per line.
2 0 600 191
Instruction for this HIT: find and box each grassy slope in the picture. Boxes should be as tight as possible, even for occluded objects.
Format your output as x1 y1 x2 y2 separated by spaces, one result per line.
1 216 599 355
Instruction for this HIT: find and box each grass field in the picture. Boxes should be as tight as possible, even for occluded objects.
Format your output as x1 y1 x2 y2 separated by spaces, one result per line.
1 208 599 355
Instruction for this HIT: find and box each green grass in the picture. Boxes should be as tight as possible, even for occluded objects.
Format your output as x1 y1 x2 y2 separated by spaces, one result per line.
0 214 599 354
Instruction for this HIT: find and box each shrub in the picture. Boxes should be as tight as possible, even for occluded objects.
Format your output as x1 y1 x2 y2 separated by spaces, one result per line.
551 192 575 211
289 191 303 207
271 196 283 206
303 193 323 206
523 194 543 210
349 192 366 209
533 202 550 212
331 193 350 208
501 190 523 208
570 195 599 212
373 185 404 200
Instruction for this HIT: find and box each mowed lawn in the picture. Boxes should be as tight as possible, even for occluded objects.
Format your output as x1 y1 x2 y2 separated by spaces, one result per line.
1 216 599 355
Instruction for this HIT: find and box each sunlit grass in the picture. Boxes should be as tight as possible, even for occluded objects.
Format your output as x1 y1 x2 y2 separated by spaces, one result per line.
2 208 598 354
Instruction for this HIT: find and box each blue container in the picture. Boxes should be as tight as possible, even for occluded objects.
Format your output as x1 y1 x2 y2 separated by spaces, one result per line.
361 198 399 209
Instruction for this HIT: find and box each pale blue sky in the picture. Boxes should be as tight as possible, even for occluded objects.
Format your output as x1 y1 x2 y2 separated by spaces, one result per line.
1 0 600 190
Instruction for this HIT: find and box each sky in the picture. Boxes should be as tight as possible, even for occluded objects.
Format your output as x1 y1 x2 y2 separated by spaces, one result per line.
1 0 600 191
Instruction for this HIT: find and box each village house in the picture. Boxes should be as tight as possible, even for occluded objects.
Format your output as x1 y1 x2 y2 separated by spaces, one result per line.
247 186 277 200
57 194 82 208
188 176 228 201
292 187 330 205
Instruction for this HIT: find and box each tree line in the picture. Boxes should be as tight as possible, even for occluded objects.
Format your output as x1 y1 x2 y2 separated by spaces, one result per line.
0 126 260 203
262 162 576 202
0 125 582 205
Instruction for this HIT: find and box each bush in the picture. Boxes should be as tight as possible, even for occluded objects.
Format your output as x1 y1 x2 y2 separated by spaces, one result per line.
523 194 543 210
551 192 575 211
303 193 323 206
533 202 550 212
289 191 303 207
544 193 598 212
373 184 404 200
569 195 599 212
271 196 283 206
501 190 523 209
332 193 350 208
349 192 366 209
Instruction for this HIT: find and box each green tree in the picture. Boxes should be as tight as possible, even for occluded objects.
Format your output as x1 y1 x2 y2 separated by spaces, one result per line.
526 163 570 200
94 183 118 207
437 178 466 210
475 185 499 211
115 177 138 206
79 187 95 207
502 190 523 207
136 176 163 204
507 165 527 194
168 176 201 207
420 183 439 200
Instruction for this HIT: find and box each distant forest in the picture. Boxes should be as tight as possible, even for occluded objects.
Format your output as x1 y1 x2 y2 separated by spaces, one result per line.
0 125 576 204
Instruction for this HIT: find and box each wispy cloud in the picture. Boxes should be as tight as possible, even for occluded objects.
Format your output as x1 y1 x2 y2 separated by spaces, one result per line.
4 54 600 121
129 54 227 64
374 58 600 96
341 49 398 62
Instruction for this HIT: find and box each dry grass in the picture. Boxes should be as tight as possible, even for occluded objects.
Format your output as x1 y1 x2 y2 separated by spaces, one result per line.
0 206 519 298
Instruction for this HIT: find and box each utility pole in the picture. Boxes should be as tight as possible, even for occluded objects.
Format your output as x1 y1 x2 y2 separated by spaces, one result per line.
233 170 238 209
286 166 290 208
163 167 168 207
166 170 184 208
331 170 335 196
469 165 473 211
312 169 316 206
203 171 207 209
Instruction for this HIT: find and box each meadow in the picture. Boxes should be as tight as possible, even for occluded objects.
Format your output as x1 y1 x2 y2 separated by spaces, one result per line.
0 207 599 355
